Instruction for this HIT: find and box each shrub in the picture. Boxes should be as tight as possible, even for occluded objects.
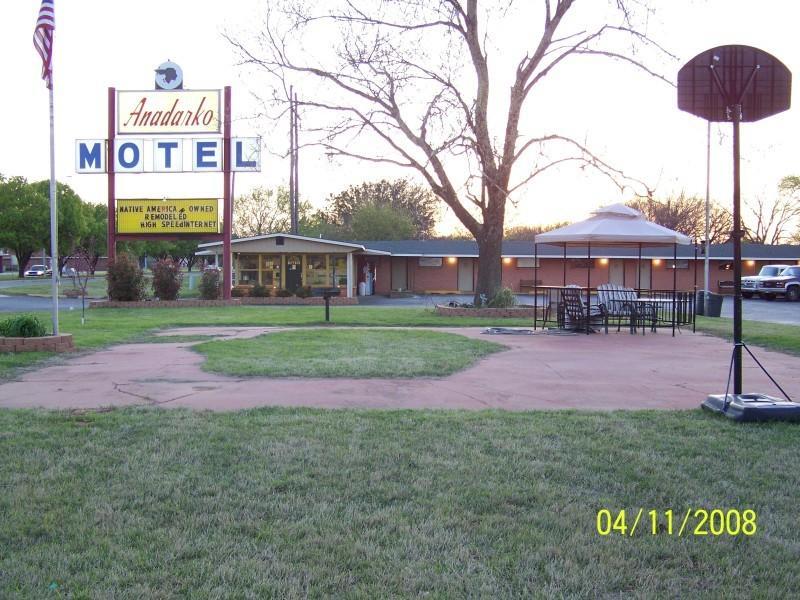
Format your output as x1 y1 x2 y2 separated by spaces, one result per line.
276 289 294 298
0 314 48 338
199 270 220 300
231 286 249 298
251 283 271 298
295 285 313 298
107 254 146 301
487 287 517 308
151 258 183 301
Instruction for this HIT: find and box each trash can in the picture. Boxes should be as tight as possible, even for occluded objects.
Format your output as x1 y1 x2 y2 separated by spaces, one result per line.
695 290 705 316
704 291 723 318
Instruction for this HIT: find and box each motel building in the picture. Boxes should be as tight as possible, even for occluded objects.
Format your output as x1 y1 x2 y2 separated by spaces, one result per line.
197 234 800 297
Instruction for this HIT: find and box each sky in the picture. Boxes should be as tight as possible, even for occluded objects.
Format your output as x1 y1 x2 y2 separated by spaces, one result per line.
3 0 800 236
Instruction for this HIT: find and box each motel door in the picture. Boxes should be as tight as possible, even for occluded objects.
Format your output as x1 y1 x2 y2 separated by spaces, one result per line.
638 261 651 290
609 259 624 285
457 258 474 292
285 255 303 292
391 258 408 291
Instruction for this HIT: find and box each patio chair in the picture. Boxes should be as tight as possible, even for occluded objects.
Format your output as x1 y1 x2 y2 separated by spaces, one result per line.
597 283 634 333
561 286 608 333
597 284 656 334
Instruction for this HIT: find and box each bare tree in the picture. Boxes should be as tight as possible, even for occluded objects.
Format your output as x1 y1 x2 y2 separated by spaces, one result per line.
743 193 800 245
504 222 571 240
233 186 294 238
626 194 732 243
227 0 671 300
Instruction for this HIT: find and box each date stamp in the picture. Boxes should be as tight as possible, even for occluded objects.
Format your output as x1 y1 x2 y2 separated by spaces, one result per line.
596 508 757 537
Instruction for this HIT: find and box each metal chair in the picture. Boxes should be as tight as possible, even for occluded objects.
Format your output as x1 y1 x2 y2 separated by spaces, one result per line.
561 286 608 333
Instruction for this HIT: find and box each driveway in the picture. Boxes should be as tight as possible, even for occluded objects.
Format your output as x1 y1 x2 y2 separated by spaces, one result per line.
1 326 798 411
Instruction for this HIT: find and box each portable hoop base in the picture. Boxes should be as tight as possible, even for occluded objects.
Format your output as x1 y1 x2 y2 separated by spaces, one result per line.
702 393 800 423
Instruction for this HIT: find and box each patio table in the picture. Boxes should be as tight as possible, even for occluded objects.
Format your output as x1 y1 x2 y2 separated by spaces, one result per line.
624 298 679 335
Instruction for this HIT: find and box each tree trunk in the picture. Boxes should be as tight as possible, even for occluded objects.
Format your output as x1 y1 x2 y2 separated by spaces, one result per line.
474 230 503 305
15 250 32 278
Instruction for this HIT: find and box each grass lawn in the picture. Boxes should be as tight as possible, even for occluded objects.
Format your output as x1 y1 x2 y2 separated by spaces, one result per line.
1 408 798 597
0 275 201 299
696 316 800 356
195 329 504 377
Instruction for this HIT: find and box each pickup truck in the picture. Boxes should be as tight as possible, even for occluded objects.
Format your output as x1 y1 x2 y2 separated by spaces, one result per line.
757 265 800 301
741 264 791 298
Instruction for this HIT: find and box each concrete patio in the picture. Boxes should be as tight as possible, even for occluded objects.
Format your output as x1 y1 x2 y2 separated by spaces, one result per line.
1 326 798 411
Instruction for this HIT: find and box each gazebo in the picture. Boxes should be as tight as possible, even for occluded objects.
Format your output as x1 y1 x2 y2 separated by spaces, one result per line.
533 204 693 335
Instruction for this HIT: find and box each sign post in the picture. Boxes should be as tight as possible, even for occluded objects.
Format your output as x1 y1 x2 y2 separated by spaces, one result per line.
223 86 232 300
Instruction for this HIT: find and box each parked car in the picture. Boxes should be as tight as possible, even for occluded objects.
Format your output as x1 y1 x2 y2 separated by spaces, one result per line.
757 265 800 301
23 264 52 277
741 264 791 298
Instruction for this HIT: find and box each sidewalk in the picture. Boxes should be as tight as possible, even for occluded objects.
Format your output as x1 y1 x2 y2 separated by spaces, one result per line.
2 326 798 411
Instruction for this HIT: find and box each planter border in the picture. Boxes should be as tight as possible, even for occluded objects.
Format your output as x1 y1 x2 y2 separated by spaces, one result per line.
434 305 541 318
0 334 74 353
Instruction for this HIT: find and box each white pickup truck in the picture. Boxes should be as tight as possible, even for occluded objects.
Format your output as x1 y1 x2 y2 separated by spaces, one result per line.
741 264 791 298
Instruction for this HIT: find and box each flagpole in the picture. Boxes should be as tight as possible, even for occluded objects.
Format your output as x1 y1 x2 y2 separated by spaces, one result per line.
48 75 59 336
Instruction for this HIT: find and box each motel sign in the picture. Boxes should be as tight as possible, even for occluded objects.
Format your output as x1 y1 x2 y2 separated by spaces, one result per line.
75 137 260 173
73 63 261 299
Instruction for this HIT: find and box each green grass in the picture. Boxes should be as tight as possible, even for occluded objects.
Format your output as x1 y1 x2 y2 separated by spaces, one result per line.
0 275 201 299
696 316 800 356
0 352 52 379
194 329 504 377
1 408 798 597
0 306 532 381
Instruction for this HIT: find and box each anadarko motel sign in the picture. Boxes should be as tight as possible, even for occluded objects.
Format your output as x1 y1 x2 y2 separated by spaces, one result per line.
75 89 261 173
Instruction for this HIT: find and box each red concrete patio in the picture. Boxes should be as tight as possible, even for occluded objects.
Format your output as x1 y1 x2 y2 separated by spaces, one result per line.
1 327 798 411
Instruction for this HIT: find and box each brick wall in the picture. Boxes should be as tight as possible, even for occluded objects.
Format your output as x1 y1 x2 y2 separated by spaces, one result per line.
0 334 74 353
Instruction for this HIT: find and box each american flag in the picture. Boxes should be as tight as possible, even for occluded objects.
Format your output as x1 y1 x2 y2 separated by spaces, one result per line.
33 0 55 89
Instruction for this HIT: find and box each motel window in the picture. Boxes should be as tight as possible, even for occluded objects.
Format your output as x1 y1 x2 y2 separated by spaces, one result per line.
516 258 540 268
718 262 733 271
667 260 689 269
331 254 347 287
419 257 443 267
306 254 328 287
238 254 259 284
568 259 595 269
260 254 281 287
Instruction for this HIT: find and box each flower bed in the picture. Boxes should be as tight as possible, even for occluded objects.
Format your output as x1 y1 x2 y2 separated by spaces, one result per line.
434 305 541 318
0 334 74 353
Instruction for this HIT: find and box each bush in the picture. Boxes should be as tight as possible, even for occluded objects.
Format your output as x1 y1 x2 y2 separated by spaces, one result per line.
231 286 249 298
199 270 221 300
487 287 517 308
295 285 313 298
251 283 271 298
276 289 294 298
151 258 183 301
107 254 146 301
0 314 48 338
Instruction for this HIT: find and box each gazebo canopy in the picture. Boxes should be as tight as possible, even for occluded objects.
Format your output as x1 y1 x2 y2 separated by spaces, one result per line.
534 203 692 246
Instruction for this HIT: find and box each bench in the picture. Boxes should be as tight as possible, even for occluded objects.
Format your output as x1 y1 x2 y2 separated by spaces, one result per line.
718 280 734 295
519 279 543 293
